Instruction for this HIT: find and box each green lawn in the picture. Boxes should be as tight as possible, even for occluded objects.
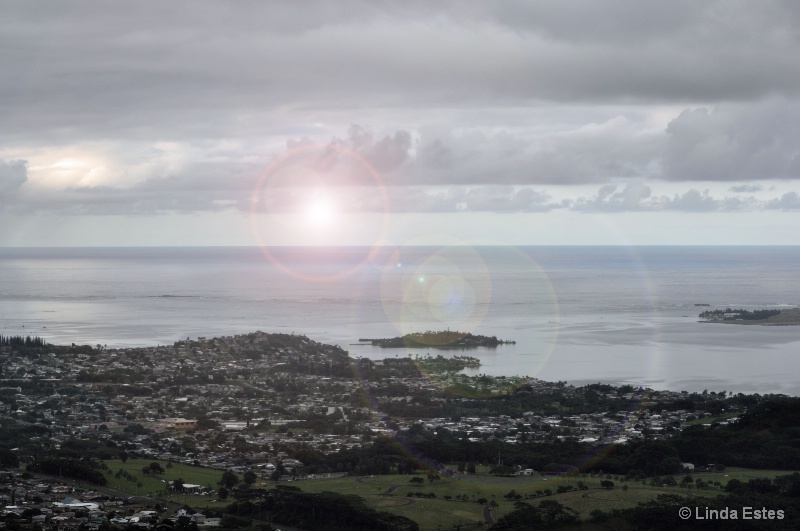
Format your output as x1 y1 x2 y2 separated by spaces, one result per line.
102 459 226 497
271 468 799 530
100 460 799 530
694 466 797 482
683 412 740 425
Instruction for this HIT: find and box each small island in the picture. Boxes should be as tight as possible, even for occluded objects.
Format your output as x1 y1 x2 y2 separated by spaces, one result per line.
359 330 515 349
699 307 800 325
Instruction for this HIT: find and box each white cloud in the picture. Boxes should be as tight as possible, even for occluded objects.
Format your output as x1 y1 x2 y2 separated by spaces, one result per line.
765 191 800 210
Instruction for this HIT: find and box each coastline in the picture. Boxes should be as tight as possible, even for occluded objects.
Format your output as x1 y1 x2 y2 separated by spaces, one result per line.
700 321 800 326
698 308 800 326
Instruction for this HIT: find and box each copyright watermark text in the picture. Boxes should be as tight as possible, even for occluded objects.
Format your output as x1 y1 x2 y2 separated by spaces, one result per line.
679 506 784 520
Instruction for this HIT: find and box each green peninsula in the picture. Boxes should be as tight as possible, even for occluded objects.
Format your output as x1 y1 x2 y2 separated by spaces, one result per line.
360 330 515 349
699 307 800 325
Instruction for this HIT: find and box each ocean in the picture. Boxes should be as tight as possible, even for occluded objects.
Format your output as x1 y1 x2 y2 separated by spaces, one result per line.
1 246 799 396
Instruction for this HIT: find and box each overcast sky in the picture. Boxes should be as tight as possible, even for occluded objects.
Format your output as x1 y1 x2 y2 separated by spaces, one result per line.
2 0 800 246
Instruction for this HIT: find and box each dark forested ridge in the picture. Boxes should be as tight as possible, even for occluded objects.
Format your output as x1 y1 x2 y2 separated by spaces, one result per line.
672 398 800 469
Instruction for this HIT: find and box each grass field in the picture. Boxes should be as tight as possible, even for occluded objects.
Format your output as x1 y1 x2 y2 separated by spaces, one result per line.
270 467 800 529
696 466 797 482
100 460 798 530
100 458 230 507
683 412 740 425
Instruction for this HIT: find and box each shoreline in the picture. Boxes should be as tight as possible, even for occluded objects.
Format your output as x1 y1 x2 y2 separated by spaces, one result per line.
700 320 800 326
698 308 800 326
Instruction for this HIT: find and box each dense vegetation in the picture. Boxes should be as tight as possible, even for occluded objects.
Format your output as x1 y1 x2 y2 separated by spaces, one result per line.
595 474 800 530
226 485 419 531
26 457 107 485
0 335 46 347
490 500 579 529
699 308 782 320
361 330 514 348
415 354 481 371
489 473 800 530
288 397 800 479
672 398 800 469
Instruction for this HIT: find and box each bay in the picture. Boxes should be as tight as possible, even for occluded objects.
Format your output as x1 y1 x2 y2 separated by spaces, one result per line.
1 246 798 395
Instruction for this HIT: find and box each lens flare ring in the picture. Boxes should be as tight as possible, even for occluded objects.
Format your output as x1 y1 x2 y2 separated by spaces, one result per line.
249 142 390 283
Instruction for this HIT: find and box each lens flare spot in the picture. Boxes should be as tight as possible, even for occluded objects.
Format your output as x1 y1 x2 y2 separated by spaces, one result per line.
250 142 390 282
304 195 336 228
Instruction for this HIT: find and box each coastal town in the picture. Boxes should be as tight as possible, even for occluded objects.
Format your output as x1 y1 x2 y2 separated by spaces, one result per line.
0 331 786 529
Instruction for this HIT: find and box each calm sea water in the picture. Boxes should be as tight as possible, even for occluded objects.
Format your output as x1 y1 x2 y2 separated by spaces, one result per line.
1 246 799 395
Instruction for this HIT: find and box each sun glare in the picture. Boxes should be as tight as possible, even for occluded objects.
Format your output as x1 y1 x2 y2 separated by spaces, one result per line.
37 155 109 188
304 196 336 228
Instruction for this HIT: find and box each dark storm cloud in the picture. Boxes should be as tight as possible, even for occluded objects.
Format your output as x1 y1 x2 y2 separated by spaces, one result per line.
326 116 661 186
3 1 800 139
486 1 800 101
664 99 800 181
337 125 413 174
3 0 800 219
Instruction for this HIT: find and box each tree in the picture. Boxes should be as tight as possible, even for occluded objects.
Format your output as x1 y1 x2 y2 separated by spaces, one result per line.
172 478 185 492
243 470 257 485
0 448 20 469
174 516 199 531
490 464 514 475
537 500 580 526
219 470 239 490
491 500 578 530
632 441 682 476
270 461 286 481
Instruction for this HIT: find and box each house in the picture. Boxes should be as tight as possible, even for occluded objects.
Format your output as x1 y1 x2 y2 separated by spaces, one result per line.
172 418 197 430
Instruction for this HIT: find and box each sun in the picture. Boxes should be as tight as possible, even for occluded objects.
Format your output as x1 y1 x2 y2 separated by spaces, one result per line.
303 195 337 229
